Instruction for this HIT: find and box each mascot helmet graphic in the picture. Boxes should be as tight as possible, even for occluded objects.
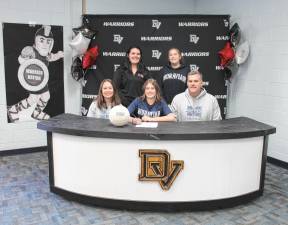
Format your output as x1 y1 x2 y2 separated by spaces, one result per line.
35 25 54 57
7 25 64 122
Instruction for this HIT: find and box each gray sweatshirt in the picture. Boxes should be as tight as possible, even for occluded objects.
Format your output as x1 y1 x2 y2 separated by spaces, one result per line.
171 88 222 121
87 101 112 119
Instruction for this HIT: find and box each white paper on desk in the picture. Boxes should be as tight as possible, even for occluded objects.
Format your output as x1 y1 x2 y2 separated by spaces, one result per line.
135 122 158 128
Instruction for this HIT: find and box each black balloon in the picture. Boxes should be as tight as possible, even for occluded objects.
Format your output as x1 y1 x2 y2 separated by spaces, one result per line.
224 59 239 81
223 67 232 81
227 59 239 73
229 23 241 47
71 57 84 81
72 24 97 39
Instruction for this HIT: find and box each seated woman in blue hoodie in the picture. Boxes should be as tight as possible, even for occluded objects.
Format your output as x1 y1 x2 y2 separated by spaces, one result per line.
157 48 190 105
128 79 176 125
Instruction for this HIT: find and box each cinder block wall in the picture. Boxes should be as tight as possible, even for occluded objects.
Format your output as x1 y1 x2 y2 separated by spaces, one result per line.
0 0 82 151
195 0 288 162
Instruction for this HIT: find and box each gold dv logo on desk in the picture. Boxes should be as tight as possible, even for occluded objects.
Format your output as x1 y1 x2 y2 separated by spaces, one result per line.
139 150 184 190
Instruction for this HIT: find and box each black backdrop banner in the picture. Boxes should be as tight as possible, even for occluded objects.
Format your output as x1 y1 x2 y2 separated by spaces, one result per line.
81 15 230 118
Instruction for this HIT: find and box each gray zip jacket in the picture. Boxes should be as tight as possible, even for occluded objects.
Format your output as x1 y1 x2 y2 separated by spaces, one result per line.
171 88 222 121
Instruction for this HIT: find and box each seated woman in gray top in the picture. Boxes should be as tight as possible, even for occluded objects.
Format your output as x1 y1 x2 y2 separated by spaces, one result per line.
87 79 121 119
171 70 222 121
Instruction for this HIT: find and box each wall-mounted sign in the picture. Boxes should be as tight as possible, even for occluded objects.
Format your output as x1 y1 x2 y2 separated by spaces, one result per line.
3 23 64 123
139 149 184 190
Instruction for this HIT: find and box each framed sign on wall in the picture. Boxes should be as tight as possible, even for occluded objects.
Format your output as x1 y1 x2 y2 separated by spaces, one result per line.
3 23 64 123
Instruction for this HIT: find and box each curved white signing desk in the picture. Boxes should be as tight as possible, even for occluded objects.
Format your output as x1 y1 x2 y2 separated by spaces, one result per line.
37 113 276 211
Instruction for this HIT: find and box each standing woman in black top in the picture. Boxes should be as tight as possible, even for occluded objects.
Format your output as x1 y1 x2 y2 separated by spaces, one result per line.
113 46 151 107
158 48 190 104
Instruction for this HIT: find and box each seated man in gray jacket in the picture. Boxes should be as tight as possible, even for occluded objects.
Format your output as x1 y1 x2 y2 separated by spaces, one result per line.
171 70 222 121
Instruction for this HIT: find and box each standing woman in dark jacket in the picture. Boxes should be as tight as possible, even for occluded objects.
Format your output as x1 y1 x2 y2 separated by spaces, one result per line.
113 46 151 107
158 48 190 104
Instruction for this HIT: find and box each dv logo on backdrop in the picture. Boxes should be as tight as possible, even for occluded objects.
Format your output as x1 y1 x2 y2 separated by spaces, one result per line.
113 34 124 44
189 34 199 44
152 19 161 29
81 106 88 116
152 50 162 59
139 149 184 191
114 64 120 71
190 64 199 72
223 19 229 27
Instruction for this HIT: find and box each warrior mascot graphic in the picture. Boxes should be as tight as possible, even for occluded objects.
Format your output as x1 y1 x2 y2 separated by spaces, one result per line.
7 25 64 122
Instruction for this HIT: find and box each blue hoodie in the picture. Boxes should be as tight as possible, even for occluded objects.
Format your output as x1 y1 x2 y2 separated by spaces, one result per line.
157 64 190 104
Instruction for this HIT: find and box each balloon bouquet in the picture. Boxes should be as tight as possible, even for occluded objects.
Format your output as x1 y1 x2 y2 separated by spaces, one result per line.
218 23 250 81
69 20 99 84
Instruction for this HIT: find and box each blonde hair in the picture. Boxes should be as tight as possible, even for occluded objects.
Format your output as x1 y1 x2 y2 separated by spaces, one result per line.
187 70 203 81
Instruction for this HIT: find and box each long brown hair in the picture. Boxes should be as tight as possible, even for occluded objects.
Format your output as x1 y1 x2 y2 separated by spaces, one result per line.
140 79 162 103
96 79 121 109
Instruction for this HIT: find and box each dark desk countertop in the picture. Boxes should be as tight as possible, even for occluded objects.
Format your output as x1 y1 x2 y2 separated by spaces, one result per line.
37 113 276 140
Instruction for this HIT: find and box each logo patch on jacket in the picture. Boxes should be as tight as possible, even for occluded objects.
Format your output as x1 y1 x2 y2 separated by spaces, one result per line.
186 106 202 119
